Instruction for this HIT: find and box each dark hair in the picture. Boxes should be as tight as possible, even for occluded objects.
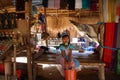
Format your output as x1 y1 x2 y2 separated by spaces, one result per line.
62 34 69 39
61 32 69 38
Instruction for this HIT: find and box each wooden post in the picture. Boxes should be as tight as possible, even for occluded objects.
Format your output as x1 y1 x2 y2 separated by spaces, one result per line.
4 57 12 80
99 0 104 60
108 0 112 22
25 0 33 80
78 9 81 20
98 65 105 80
13 34 17 78
43 7 48 47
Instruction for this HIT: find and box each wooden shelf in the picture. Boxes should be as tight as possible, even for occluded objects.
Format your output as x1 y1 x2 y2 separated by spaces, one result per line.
0 29 14 32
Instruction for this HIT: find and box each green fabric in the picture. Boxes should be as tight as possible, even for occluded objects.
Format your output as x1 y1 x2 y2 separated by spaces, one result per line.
82 0 90 9
117 49 120 74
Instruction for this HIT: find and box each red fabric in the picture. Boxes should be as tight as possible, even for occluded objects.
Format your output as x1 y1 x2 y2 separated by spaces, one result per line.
90 3 98 11
0 64 4 73
116 6 120 15
103 23 115 68
17 69 22 79
41 24 45 32
54 0 60 9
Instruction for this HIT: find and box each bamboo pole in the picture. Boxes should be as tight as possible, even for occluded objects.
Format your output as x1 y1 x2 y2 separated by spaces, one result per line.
25 0 33 80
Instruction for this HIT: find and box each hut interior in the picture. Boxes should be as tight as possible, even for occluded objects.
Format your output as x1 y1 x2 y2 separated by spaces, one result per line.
0 0 101 64
0 0 111 80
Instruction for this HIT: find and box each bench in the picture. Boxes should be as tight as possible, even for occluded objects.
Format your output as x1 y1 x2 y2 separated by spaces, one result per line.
79 60 105 80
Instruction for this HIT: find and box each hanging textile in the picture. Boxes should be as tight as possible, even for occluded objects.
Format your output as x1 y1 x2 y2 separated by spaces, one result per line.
116 23 120 48
60 0 68 9
42 0 48 7
48 0 60 9
116 49 120 74
0 64 4 73
103 23 116 68
68 0 75 10
48 0 54 8
116 6 120 16
90 0 99 11
82 0 90 9
75 0 82 9
54 0 60 9
113 24 118 48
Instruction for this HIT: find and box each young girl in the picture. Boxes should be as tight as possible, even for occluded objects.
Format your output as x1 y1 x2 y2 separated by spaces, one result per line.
59 32 75 69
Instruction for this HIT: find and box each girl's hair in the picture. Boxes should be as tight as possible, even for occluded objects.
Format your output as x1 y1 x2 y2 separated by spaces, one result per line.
61 32 70 44
61 32 69 38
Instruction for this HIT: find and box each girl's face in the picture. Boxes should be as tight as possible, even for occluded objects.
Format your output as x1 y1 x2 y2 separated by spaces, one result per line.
62 36 69 45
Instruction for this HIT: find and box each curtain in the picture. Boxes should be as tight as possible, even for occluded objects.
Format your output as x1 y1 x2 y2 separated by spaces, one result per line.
116 23 120 48
60 0 68 9
68 0 75 10
103 23 116 68
82 0 90 9
54 0 60 9
48 0 54 8
75 0 82 9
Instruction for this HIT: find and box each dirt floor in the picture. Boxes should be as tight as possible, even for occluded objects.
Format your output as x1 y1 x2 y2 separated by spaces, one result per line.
35 66 120 80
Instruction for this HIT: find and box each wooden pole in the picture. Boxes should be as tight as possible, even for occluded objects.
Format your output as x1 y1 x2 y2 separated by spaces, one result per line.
99 0 104 60
25 0 33 80
4 57 12 80
13 34 17 78
108 0 112 22
43 7 48 47
78 9 81 20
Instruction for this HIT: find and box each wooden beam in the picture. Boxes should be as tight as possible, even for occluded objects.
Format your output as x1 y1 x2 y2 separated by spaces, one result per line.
25 0 33 80
99 0 104 60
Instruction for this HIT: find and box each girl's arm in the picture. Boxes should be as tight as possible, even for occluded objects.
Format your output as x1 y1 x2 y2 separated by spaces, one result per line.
61 50 66 58
68 49 72 62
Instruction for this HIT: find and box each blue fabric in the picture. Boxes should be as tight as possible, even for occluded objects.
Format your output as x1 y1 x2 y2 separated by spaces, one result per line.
73 59 80 68
59 44 74 51
82 0 90 9
59 44 74 60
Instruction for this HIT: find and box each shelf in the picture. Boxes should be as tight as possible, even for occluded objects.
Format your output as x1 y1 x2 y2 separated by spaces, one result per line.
0 29 14 32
